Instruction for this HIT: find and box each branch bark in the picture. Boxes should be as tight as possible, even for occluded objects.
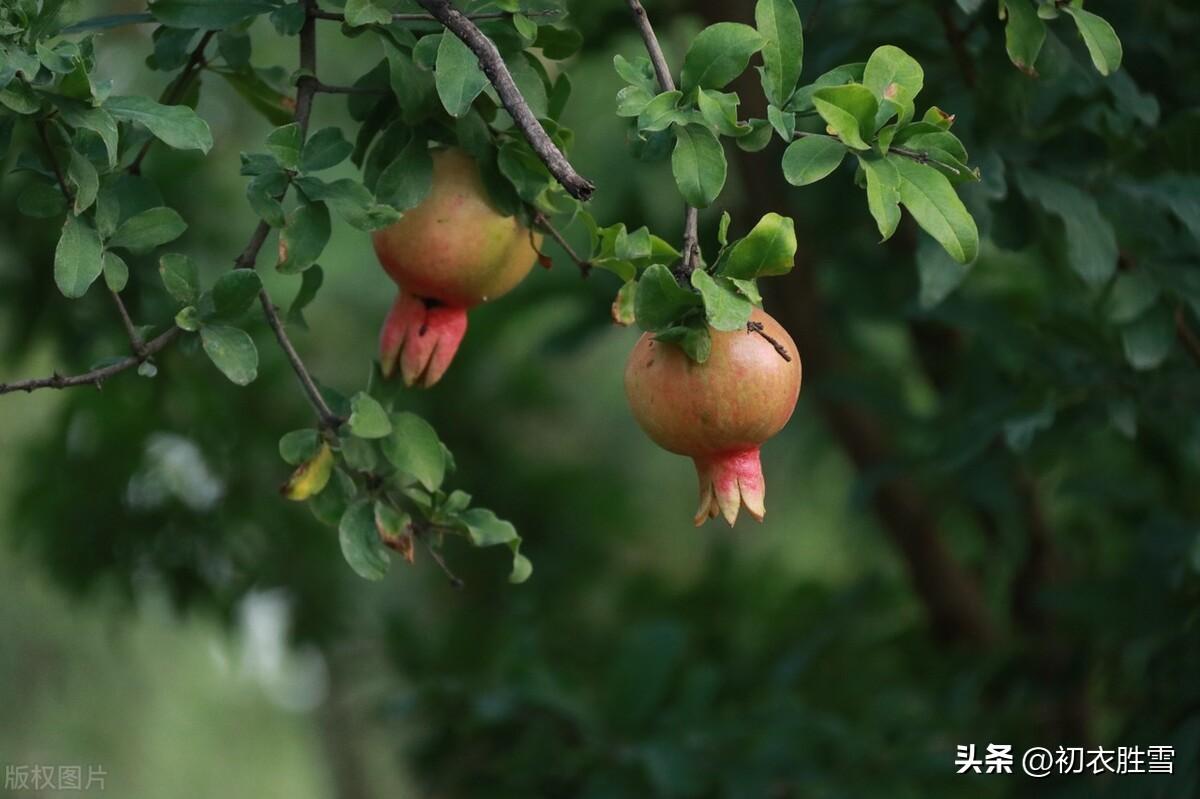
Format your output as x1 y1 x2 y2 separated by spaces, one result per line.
312 8 561 23
414 0 594 201
625 0 701 276
0 328 181 395
129 30 215 176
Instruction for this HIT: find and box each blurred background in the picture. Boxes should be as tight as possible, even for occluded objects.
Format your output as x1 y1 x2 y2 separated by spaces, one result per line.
2 0 1199 797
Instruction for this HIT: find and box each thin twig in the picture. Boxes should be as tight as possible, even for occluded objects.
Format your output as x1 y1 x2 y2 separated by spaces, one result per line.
1176 307 1200 368
249 0 340 428
109 289 147 356
626 0 675 92
794 130 964 175
129 30 215 175
0 328 181 395
747 320 791 362
532 211 591 277
415 0 594 200
625 0 700 277
37 119 148 357
313 81 389 95
413 526 465 589
260 290 340 427
312 8 561 23
680 207 699 275
935 1 977 89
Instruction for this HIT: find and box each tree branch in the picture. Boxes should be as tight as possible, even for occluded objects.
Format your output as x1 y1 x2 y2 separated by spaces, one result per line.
250 0 340 428
935 1 977 89
312 8 561 23
625 0 701 276
793 130 963 174
129 30 216 176
313 81 389 95
413 0 594 201
532 211 591 276
36 119 149 357
5 1 337 427
1176 306 1200 368
0 327 181 395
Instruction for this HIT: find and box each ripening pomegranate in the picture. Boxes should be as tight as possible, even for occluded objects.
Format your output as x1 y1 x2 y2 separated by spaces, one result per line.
373 147 541 387
624 308 801 526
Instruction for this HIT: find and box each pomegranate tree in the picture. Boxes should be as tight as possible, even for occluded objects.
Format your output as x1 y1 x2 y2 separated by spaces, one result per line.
625 308 801 526
372 148 541 387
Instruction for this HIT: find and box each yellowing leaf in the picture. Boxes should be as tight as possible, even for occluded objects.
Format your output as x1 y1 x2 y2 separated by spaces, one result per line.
281 442 334 501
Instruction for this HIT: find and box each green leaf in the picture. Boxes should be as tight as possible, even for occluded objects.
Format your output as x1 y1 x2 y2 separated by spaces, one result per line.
277 200 330 274
859 154 901 241
1107 272 1159 324
812 84 878 150
54 215 104 299
375 137 433 212
697 89 749 137
339 500 391 581
105 95 212 153
266 123 302 169
67 149 98 214
54 103 119 168
349 392 392 439
615 85 654 117
212 67 295 126
755 0 803 107
1017 170 1116 285
635 264 702 332
200 324 258 385
637 90 685 133
94 186 120 238
1000 0 1045 75
435 32 487 117
736 118 774 152
279 429 320 465
175 305 201 331
671 124 727 208
612 280 637 325
18 182 67 218
108 207 187 252
159 253 199 304
893 156 978 264
681 22 764 91
301 126 353 173
343 0 391 26
691 270 753 332
767 104 795 140
211 270 262 320
862 45 923 123
1063 6 1122 76
915 237 971 309
382 412 446 492
1121 307 1173 371
656 320 712 364
457 508 531 584
782 135 845 186
294 177 400 231
534 26 583 60
717 212 797 278
613 54 658 93
102 251 129 292
150 0 276 28
288 264 324 327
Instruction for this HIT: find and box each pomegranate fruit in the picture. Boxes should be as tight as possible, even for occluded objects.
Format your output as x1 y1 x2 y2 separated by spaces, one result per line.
624 308 801 526
372 147 541 387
